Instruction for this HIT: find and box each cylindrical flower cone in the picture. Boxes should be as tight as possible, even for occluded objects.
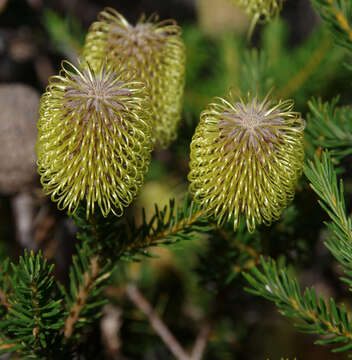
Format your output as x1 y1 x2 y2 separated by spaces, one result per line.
36 60 153 218
82 8 186 148
188 90 305 233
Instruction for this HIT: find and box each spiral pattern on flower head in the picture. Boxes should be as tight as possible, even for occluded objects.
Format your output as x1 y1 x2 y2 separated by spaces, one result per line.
188 90 305 233
36 60 153 218
82 8 186 148
230 0 286 23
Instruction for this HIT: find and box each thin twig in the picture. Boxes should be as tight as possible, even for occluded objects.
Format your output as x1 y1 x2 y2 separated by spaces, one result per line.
0 263 10 309
145 209 204 244
126 284 190 360
125 209 204 252
101 305 124 360
233 257 261 275
0 341 14 351
126 284 212 360
287 296 352 341
190 323 211 360
0 288 9 309
64 255 100 339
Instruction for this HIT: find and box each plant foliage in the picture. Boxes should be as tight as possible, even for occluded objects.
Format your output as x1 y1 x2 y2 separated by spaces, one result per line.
0 251 65 358
4 0 352 358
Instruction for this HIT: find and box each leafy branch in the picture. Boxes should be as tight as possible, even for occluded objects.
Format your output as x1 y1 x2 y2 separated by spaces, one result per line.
244 152 352 355
244 257 352 354
119 195 262 286
196 222 262 291
233 257 262 275
304 151 352 290
311 0 352 52
0 258 10 311
306 97 352 161
115 195 213 260
63 197 212 342
0 251 65 358
59 243 112 341
71 196 212 262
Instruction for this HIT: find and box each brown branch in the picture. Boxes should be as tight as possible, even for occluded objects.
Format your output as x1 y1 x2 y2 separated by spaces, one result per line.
0 341 14 351
126 200 261 261
145 209 204 244
133 205 260 257
126 284 190 360
0 334 18 356
64 255 100 339
0 288 9 309
190 323 211 360
287 296 352 341
0 344 12 350
233 257 261 275
101 305 125 360
0 263 10 310
126 284 212 360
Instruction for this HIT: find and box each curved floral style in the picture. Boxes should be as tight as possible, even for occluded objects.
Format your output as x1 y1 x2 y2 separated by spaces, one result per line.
36 60 153 218
82 8 186 148
188 91 305 233
230 0 286 23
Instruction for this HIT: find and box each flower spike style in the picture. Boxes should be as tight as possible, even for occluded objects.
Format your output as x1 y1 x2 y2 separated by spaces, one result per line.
188 91 305 233
82 8 186 148
36 60 153 218
230 0 286 23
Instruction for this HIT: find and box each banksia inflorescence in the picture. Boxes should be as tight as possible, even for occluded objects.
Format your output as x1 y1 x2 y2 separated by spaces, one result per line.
188 91 305 233
230 0 286 23
82 8 186 148
36 60 153 218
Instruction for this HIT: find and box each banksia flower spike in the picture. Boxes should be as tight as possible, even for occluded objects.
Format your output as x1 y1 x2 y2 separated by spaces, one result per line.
36 60 153 218
188 91 305 233
82 8 186 148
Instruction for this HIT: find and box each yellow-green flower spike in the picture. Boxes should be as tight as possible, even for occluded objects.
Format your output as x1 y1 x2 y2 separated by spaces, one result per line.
82 8 186 148
188 91 305 233
36 60 153 218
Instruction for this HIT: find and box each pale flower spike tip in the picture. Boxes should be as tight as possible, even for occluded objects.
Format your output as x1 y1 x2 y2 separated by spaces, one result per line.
36 60 153 218
188 90 305 233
